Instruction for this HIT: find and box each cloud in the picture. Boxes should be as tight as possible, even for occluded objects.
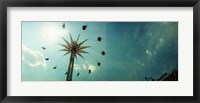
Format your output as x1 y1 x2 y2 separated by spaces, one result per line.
74 61 96 73
145 49 153 57
136 60 145 67
145 49 157 57
88 64 96 72
147 32 153 37
156 38 165 49
74 64 82 71
22 44 46 69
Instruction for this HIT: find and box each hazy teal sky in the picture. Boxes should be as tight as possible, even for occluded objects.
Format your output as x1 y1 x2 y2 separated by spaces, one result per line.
22 22 178 81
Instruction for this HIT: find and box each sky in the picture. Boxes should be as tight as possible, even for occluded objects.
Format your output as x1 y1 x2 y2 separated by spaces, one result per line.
22 22 178 81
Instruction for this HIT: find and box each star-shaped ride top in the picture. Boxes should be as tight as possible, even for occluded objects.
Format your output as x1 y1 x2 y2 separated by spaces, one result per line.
59 33 90 59
59 33 90 81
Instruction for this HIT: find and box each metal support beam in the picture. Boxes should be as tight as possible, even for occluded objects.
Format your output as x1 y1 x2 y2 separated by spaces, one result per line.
66 51 75 81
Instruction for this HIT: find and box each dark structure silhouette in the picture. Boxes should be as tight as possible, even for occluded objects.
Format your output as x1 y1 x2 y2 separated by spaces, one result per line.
162 69 178 81
145 69 178 81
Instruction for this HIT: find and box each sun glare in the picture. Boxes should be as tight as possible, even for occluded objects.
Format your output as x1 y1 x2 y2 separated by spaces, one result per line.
41 23 68 44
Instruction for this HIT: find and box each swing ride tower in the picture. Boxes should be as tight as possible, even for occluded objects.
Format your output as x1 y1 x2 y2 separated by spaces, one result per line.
59 34 90 81
66 50 75 81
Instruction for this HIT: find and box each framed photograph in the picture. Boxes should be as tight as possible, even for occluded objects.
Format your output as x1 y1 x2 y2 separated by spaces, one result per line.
1 0 199 103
